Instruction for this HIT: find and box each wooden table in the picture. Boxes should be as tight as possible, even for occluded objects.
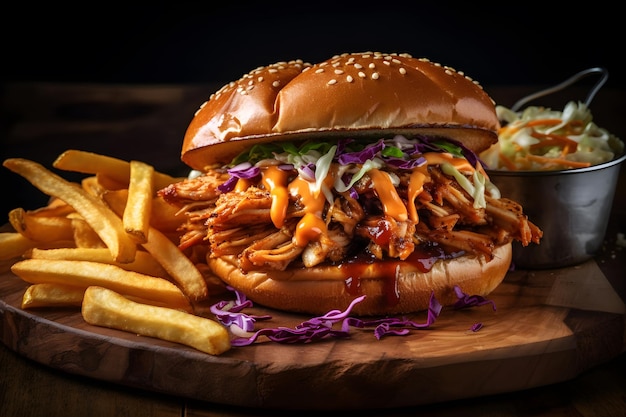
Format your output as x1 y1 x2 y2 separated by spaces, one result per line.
1 82 625 417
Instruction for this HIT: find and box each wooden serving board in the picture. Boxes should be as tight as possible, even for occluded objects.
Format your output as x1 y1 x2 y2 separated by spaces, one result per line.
1 237 625 411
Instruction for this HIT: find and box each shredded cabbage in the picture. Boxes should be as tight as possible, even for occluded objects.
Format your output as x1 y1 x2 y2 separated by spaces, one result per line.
440 163 491 209
210 285 497 346
221 135 498 208
452 286 497 311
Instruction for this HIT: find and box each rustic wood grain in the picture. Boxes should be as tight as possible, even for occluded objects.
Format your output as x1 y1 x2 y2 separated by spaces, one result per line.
1 247 624 410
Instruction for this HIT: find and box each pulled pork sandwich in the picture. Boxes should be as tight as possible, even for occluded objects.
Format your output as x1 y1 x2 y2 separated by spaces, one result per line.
159 52 542 316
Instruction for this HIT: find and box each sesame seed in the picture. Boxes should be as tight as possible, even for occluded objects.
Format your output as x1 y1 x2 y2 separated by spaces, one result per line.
358 71 366 78
258 76 264 82
444 69 453 76
328 79 337 85
354 63 363 69
269 68 278 73
372 72 380 80
369 63 376 69
346 75 354 82
334 69 344 74
383 61 390 66
392 59 401 64
399 68 406 75
272 81 281 87
315 68 325 73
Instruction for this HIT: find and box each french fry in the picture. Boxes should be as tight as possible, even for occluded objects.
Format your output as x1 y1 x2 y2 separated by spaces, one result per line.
81 175 108 198
21 282 188 310
82 286 230 355
3 158 137 263
106 189 184 232
123 160 154 244
142 228 209 301
53 150 183 190
22 283 84 309
0 233 38 261
30 197 75 217
67 213 106 248
11 259 191 311
103 190 208 301
150 194 185 232
27 247 171 279
96 173 127 191
8 207 74 243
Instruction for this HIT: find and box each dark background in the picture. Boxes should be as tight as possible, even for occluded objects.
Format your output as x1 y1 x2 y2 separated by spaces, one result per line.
1 3 624 219
2 3 623 88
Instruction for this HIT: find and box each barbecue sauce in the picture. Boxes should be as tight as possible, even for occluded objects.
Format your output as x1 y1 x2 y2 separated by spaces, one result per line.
339 244 460 307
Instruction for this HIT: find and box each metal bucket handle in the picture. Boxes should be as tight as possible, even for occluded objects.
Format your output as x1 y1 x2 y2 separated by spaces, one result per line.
510 67 609 112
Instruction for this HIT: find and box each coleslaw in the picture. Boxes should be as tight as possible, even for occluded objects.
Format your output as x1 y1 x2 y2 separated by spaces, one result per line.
480 101 624 171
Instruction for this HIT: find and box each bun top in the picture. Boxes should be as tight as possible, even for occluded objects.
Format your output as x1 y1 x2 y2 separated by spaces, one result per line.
182 52 500 171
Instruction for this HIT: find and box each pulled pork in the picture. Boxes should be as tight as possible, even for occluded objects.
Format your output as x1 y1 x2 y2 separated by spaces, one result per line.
158 161 542 273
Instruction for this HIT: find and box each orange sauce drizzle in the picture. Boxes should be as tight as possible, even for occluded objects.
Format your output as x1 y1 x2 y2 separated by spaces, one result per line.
261 166 290 228
368 168 407 222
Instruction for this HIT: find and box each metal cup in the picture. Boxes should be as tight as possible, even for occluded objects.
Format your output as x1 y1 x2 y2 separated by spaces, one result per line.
487 152 626 269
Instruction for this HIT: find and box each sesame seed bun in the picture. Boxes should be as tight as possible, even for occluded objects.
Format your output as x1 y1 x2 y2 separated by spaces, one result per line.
181 52 499 171
166 52 534 317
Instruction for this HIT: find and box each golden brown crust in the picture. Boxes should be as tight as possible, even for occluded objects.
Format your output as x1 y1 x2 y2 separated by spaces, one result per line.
182 59 312 171
207 243 512 316
181 52 499 171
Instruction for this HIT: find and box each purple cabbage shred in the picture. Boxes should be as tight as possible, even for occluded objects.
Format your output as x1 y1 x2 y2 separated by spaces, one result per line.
211 289 443 346
210 287 271 333
217 162 261 193
337 139 384 165
470 322 484 332
452 285 497 311
211 285 497 346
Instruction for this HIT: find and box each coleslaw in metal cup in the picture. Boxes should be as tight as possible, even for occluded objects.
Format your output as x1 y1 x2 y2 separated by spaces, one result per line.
487 152 625 269
482 68 625 268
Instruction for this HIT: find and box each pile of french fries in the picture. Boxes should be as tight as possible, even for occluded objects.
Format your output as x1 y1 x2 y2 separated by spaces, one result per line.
0 150 231 356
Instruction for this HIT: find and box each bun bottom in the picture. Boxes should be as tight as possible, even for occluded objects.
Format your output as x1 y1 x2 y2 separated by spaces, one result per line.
208 244 512 316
